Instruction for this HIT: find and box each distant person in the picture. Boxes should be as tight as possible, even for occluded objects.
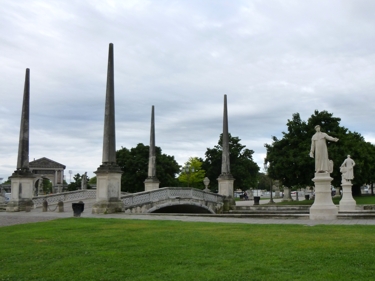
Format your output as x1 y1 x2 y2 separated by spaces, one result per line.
310 125 339 173
243 191 248 200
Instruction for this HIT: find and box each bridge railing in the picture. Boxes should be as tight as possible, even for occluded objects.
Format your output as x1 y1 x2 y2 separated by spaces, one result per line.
121 187 225 208
32 190 96 208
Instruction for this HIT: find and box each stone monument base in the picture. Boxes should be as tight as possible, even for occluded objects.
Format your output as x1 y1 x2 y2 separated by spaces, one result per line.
92 167 124 214
282 187 293 202
218 176 235 209
144 178 160 191
6 198 33 212
92 199 124 214
339 181 356 212
310 172 338 220
217 176 234 198
6 173 35 212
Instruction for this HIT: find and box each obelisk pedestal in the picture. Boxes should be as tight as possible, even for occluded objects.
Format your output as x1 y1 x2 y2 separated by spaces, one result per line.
339 181 356 212
7 172 35 212
144 177 160 191
217 175 234 197
92 164 123 214
309 172 338 220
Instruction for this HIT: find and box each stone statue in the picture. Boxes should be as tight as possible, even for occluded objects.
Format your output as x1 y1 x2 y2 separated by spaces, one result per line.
309 125 339 173
38 178 44 195
81 172 87 190
340 155 355 182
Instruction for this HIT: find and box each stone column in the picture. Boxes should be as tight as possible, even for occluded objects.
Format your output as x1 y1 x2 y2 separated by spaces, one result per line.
217 95 235 199
92 43 124 214
7 69 35 212
144 105 160 191
310 172 338 220
339 181 356 212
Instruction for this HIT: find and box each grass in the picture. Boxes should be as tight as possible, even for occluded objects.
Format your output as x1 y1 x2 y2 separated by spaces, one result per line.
1 218 375 280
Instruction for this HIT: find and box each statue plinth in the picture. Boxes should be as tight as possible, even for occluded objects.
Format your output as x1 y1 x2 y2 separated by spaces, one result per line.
310 172 338 220
144 177 160 191
339 180 356 212
92 164 123 214
217 173 235 198
6 170 35 212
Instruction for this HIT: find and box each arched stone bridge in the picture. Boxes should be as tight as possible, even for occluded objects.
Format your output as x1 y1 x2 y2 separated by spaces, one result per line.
121 187 226 214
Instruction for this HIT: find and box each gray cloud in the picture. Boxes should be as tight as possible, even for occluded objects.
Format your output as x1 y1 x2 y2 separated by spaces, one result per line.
1 1 375 182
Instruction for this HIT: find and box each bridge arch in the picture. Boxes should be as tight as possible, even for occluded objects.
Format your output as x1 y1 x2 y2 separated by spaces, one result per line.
121 187 225 214
148 200 214 214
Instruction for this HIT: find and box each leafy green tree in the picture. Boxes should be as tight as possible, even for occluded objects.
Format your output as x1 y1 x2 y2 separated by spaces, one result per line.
116 143 180 193
257 173 272 191
179 157 206 189
88 176 97 185
265 110 375 194
67 173 84 191
202 134 259 191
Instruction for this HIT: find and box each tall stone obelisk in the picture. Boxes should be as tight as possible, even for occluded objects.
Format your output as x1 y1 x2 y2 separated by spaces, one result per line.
217 95 235 199
7 68 35 212
144 105 160 191
92 43 124 214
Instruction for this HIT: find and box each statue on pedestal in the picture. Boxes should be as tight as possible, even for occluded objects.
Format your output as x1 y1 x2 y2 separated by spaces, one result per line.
309 125 339 173
340 155 355 182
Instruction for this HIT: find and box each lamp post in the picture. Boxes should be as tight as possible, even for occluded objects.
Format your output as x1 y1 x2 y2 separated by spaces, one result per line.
264 162 275 204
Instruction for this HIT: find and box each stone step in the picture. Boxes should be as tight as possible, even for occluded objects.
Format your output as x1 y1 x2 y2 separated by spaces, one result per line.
232 205 311 211
229 210 309 214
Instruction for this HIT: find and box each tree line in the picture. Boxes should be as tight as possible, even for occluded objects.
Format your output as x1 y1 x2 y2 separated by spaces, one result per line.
265 110 375 195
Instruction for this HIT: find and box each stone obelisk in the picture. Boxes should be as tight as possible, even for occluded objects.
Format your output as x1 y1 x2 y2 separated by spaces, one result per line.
217 95 235 199
92 43 124 214
144 105 160 191
7 68 35 212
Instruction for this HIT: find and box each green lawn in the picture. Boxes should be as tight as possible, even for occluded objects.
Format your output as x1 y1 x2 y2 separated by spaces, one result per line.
1 218 375 280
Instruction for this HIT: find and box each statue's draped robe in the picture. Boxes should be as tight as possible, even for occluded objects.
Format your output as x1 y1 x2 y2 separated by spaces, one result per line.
311 132 336 172
341 158 355 180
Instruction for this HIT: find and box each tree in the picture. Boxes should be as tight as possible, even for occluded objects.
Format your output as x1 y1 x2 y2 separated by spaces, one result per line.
178 157 206 189
116 143 180 193
67 173 82 191
202 134 259 191
88 176 97 185
265 110 375 194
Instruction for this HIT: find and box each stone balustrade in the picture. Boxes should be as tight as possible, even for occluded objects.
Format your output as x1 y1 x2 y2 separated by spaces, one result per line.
120 187 225 214
32 190 96 208
121 187 224 208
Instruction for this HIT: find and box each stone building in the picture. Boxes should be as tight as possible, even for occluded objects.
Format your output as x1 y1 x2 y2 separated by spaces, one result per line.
29 157 66 192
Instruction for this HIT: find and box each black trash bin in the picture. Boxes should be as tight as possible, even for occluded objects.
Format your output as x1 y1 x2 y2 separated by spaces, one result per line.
72 202 85 217
305 195 310 200
254 196 260 205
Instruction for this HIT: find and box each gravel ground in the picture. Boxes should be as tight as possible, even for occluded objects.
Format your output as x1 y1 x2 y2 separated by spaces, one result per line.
0 213 62 227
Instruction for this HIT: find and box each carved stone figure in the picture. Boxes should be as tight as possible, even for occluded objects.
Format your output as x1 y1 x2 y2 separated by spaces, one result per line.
309 125 339 173
340 155 355 181
81 172 87 190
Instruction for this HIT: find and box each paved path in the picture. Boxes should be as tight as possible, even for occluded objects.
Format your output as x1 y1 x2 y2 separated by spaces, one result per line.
2 202 375 227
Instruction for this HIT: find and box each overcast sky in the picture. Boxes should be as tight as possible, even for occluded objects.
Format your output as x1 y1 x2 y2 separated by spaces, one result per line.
1 0 375 183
